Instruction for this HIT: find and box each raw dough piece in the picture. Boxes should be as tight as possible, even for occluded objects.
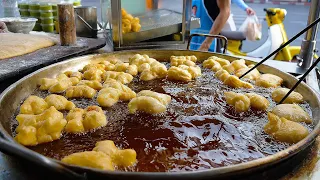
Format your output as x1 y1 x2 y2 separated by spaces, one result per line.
271 104 312 124
256 74 283 88
271 88 304 104
0 33 55 60
264 113 309 143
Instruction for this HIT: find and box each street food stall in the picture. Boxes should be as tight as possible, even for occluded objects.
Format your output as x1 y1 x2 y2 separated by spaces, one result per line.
0 0 320 179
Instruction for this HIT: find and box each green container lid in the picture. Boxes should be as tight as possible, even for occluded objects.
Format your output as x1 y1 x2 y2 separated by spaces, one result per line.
73 1 81 6
18 3 29 9
40 12 53 18
29 3 40 10
41 24 55 32
33 23 42 31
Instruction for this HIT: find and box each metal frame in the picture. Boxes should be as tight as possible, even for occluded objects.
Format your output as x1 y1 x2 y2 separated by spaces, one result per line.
110 0 192 50
187 33 228 54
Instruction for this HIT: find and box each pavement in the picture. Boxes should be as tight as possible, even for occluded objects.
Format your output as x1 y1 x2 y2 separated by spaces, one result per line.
82 0 318 54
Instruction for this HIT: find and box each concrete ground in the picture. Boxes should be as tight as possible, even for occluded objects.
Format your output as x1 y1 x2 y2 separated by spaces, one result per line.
82 0 318 53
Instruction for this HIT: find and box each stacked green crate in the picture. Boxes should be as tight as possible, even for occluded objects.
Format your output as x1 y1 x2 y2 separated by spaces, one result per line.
18 3 30 17
40 3 55 33
29 2 41 31
52 4 59 33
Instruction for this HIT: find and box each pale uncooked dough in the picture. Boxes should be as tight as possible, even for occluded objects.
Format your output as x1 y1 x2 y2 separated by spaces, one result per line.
0 33 55 60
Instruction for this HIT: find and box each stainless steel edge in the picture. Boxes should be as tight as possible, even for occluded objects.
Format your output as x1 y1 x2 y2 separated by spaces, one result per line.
0 50 319 179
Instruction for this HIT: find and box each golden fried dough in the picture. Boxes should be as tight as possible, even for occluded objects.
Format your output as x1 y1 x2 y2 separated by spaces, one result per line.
271 104 312 124
20 96 48 115
245 93 269 110
66 85 97 99
45 94 75 111
97 87 122 107
224 92 250 112
264 113 309 143
128 90 171 114
256 74 283 88
140 61 168 81
15 107 67 146
93 140 137 167
222 59 247 74
215 69 254 89
61 151 114 171
235 64 260 80
103 79 136 101
271 88 303 104
77 80 103 90
167 65 201 82
102 71 133 84
65 106 107 133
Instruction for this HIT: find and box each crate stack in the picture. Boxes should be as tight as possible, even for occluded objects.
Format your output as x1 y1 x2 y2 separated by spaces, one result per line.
40 3 55 32
28 2 42 31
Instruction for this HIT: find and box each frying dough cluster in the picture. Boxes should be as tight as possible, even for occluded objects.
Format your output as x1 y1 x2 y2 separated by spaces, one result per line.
62 140 137 170
271 88 304 104
235 64 260 80
271 104 312 124
128 90 171 114
38 73 80 93
20 95 75 114
77 80 103 90
114 63 138 76
170 55 197 67
15 106 67 146
129 54 168 81
66 85 97 99
224 92 269 112
97 79 136 107
102 71 133 84
122 8 141 34
256 74 283 88
168 65 201 82
215 69 254 89
65 106 107 133
82 64 105 82
264 113 309 143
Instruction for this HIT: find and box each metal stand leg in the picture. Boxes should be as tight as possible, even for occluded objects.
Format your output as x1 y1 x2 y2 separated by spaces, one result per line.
299 0 320 91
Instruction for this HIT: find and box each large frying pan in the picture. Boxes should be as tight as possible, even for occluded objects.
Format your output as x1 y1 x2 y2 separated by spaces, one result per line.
0 50 319 179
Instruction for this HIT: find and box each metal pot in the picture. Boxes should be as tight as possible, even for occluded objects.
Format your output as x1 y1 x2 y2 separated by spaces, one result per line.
75 6 98 38
0 50 319 179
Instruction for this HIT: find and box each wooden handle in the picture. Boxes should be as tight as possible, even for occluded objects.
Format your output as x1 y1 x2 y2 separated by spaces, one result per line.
58 3 77 46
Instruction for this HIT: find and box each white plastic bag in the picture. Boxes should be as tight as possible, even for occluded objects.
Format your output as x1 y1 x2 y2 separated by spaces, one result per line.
239 15 262 41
